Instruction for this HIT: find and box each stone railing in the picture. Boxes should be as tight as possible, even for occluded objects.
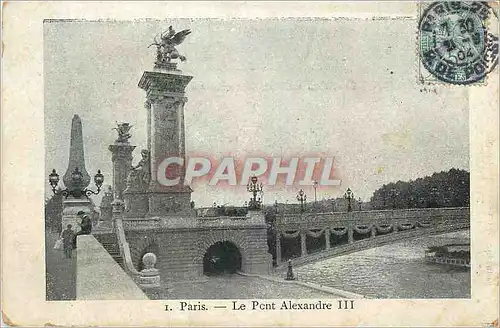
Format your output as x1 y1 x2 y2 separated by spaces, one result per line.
275 207 469 230
120 210 267 231
76 235 148 300
114 217 161 290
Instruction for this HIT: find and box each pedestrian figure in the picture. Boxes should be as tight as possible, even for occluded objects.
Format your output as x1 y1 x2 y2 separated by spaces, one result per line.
73 211 93 249
61 224 76 259
285 259 296 280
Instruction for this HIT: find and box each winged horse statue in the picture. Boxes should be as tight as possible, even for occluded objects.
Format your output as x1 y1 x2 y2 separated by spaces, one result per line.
149 26 191 63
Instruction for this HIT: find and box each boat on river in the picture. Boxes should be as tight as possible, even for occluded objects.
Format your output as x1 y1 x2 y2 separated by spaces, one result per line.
424 243 470 268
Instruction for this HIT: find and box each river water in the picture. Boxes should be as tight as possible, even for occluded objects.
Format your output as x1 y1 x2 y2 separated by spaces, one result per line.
295 231 471 298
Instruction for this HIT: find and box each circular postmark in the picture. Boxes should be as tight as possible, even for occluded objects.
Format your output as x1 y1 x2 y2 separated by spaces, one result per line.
419 2 498 85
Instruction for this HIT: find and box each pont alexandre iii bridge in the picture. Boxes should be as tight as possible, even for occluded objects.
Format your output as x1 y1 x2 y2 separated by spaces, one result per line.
94 206 469 288
273 207 470 269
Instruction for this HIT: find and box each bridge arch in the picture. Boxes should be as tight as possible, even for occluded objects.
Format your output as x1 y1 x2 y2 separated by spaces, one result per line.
196 229 250 274
276 225 470 270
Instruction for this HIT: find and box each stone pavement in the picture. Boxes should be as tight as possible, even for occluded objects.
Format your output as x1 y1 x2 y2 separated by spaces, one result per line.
153 274 337 299
46 232 76 300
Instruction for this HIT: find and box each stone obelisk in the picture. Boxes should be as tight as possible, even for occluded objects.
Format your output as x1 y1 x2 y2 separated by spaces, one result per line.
139 28 194 216
61 114 92 232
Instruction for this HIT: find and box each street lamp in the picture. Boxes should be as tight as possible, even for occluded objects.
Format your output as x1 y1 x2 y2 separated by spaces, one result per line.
313 180 318 202
344 188 354 212
358 197 362 211
390 188 399 209
49 167 104 198
246 176 263 210
430 186 439 208
296 189 307 213
312 180 319 212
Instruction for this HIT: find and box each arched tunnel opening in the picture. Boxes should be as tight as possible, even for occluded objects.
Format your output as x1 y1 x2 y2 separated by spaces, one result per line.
203 241 242 275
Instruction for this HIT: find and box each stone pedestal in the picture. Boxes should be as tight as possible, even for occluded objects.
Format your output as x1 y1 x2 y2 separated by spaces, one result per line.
123 190 149 218
300 232 307 256
109 143 136 200
62 197 92 232
147 188 194 216
347 227 354 244
138 65 194 216
325 228 331 249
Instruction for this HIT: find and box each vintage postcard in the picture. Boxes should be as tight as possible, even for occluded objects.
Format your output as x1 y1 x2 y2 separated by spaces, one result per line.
2 1 499 327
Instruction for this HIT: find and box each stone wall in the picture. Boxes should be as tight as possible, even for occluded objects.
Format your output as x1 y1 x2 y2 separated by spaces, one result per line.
124 213 272 281
76 235 148 300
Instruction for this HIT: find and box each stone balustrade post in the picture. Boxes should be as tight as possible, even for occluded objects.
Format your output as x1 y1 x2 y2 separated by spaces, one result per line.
275 232 282 264
393 221 398 233
325 228 331 250
371 225 376 238
300 231 307 257
348 227 354 244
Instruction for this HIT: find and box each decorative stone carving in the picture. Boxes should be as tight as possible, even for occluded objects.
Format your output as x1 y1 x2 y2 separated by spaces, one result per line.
99 186 113 222
112 122 133 144
112 198 125 215
148 26 191 69
126 149 151 191
138 252 160 288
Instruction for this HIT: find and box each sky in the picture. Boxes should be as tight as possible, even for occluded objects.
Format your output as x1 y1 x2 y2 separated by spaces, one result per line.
44 19 469 207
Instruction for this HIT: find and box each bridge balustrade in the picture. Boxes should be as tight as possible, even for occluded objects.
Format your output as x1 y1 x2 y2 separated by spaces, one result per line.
273 207 469 267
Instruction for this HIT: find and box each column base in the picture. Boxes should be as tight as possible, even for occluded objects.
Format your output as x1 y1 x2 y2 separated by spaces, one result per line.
123 190 149 218
147 188 194 217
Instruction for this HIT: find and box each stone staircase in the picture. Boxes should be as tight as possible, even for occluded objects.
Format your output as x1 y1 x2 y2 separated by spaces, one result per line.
94 233 124 269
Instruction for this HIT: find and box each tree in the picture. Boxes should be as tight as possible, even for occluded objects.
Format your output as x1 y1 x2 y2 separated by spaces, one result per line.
368 168 470 209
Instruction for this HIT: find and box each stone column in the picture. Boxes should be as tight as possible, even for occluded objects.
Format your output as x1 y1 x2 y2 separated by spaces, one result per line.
393 221 398 233
275 232 282 265
109 143 136 200
348 227 354 244
371 225 376 238
145 100 152 153
300 231 308 256
325 228 331 250
138 67 194 216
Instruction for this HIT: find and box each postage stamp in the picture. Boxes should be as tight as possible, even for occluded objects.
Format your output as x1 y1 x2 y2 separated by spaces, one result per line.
418 1 499 85
1 2 499 328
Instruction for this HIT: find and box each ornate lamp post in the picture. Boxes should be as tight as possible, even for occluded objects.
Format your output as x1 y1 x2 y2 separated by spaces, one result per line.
358 197 362 211
390 188 399 209
312 180 318 212
246 176 263 210
312 180 318 202
430 186 439 208
296 189 307 213
344 188 354 212
49 167 104 198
